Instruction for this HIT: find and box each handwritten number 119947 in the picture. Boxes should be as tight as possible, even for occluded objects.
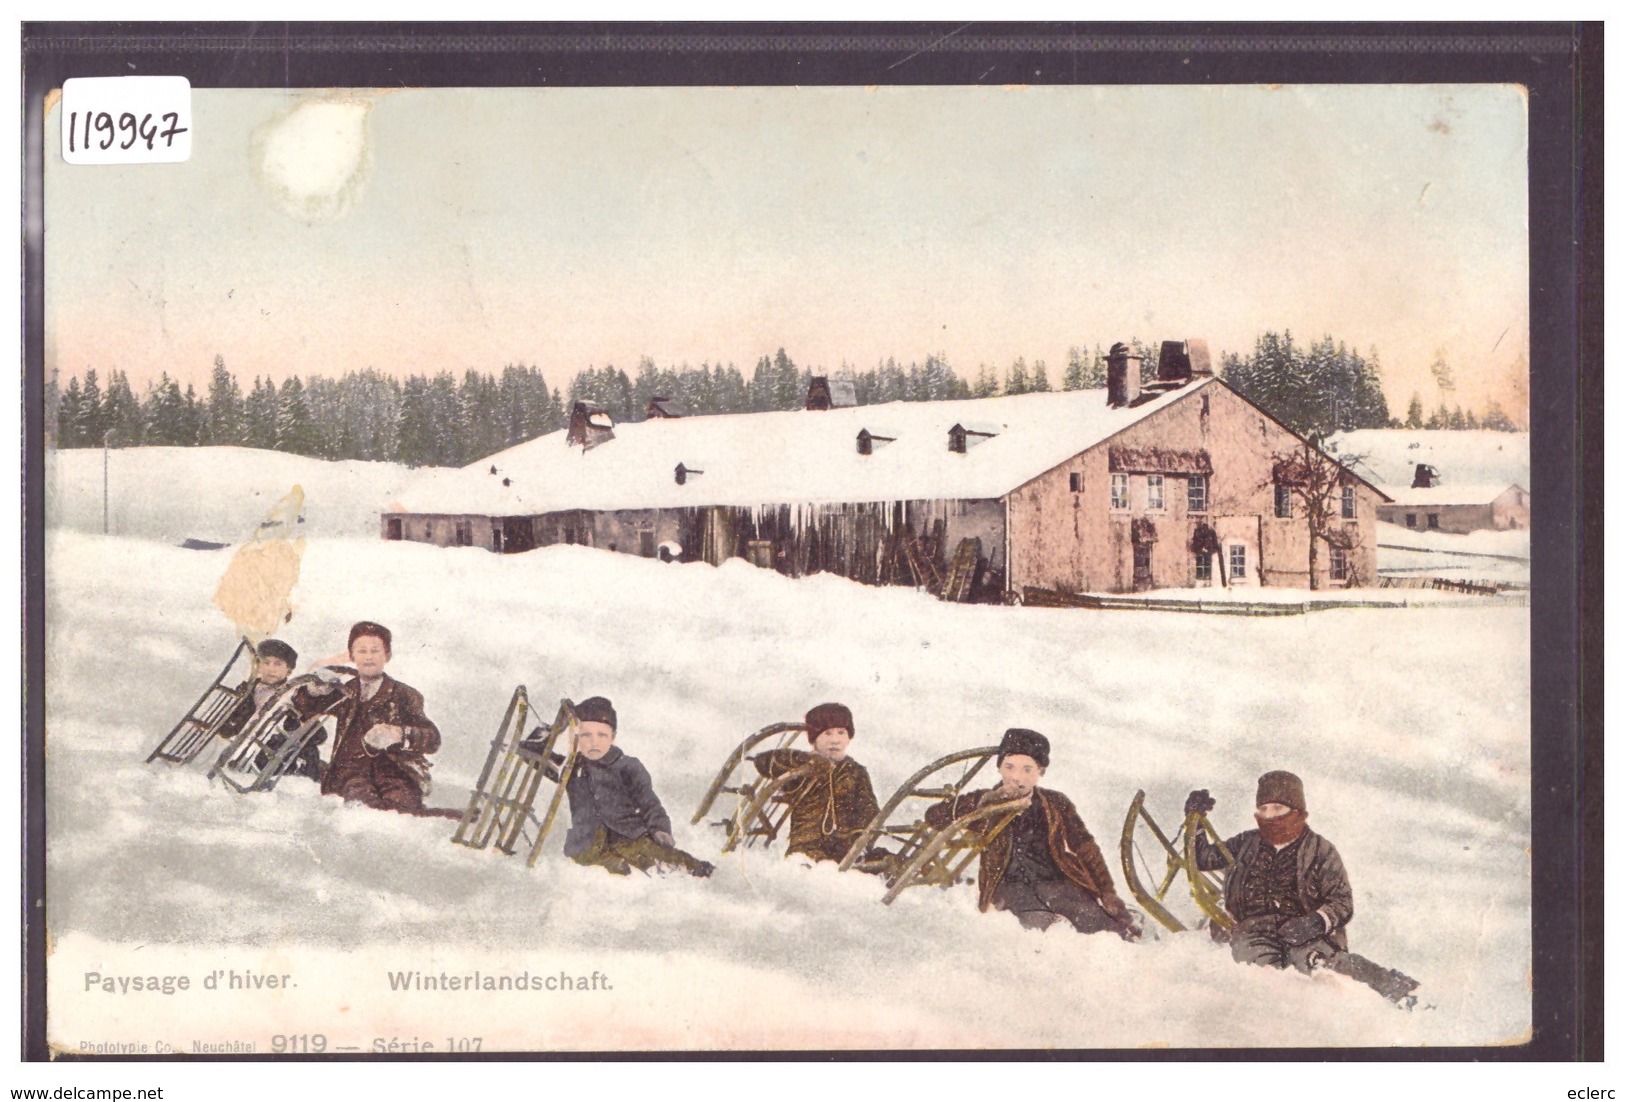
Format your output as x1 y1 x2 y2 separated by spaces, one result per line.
67 110 188 154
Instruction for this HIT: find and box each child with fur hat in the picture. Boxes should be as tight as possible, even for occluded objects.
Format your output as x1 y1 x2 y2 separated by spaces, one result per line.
1186 771 1419 1006
555 696 714 878
925 728 1139 940
750 702 883 866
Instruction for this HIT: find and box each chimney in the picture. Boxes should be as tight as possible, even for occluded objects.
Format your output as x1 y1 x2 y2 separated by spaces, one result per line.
1187 338 1213 376
567 401 615 450
1412 463 1439 489
1106 342 1142 408
1157 341 1192 385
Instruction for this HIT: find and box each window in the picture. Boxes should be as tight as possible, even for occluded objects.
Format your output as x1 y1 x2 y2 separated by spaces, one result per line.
1329 545 1348 582
1146 474 1165 511
1427 513 1439 530
1406 513 1417 529
1195 552 1212 583
1069 472 1082 493
1187 475 1208 514
1229 543 1247 579
1341 485 1356 519
1274 484 1293 519
385 518 403 541
640 530 656 558
1111 473 1130 510
454 520 472 547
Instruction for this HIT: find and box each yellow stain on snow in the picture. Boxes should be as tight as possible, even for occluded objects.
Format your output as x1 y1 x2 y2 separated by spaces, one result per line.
213 485 306 641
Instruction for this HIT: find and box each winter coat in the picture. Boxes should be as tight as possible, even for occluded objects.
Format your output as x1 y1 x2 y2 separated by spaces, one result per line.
1195 826 1354 950
295 674 440 801
925 787 1118 914
561 746 674 859
752 749 882 861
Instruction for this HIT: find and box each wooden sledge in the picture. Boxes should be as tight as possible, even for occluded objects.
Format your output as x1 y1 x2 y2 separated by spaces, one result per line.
690 721 808 852
878 795 1029 905
145 639 258 765
206 671 341 793
837 745 1000 872
451 689 582 868
1119 789 1236 933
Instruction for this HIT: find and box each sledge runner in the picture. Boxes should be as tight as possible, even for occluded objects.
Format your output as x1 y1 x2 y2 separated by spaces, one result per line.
924 728 1139 939
1186 772 1420 1007
750 703 885 866
294 621 453 817
555 696 714 878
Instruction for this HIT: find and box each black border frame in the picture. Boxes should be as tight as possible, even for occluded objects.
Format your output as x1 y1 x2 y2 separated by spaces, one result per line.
20 20 1603 1063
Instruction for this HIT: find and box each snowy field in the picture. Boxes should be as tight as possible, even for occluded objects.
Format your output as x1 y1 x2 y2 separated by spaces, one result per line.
1375 522 1532 587
41 447 1532 1051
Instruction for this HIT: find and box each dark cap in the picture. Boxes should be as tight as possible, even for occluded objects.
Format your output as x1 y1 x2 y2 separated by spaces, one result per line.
257 638 298 667
996 728 1050 769
576 696 618 731
1256 770 1307 813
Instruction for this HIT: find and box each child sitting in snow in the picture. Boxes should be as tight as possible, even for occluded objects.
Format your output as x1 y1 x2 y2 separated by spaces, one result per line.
1185 771 1419 1006
552 696 714 878
219 638 323 782
925 728 1139 940
750 702 883 866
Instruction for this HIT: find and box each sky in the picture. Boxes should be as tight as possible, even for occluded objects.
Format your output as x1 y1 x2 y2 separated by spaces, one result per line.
43 83 1529 419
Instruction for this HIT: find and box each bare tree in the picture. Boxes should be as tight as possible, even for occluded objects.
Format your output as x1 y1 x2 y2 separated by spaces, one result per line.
1266 439 1366 591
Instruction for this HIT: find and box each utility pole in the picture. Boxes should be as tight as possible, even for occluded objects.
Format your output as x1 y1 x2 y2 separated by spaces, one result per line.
102 429 116 534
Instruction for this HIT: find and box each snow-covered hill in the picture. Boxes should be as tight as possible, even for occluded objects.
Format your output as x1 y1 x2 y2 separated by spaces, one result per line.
1327 429 1529 491
44 515 1531 1049
44 445 419 542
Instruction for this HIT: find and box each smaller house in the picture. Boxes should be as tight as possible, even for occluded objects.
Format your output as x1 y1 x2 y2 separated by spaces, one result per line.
646 396 686 420
1378 481 1530 534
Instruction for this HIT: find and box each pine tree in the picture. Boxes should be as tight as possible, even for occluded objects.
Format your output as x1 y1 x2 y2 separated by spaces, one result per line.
1030 359 1052 393
205 354 245 446
1005 357 1030 396
245 377 278 449
277 376 316 456
1405 392 1424 429
77 368 105 445
58 376 83 447
105 370 143 446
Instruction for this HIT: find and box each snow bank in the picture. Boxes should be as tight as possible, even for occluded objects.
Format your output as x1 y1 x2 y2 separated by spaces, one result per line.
43 529 1531 1050
1327 429 1529 490
44 445 420 542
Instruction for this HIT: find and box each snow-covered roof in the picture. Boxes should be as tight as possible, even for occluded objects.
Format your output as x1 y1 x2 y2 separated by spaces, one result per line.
1378 483 1525 507
1326 430 1530 489
396 379 1218 516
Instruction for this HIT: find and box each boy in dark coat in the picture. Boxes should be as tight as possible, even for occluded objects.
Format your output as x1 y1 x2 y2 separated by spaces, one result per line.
1188 771 1419 1005
750 702 882 865
926 728 1139 940
559 696 713 878
295 622 444 815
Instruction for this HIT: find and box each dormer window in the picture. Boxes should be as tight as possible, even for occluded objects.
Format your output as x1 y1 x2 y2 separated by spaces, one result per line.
856 429 897 456
675 462 704 486
948 423 998 453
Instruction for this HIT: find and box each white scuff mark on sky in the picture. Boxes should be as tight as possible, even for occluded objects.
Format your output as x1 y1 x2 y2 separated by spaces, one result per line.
255 97 374 223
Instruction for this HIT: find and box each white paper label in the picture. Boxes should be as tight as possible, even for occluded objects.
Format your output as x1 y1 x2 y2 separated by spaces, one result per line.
60 76 192 164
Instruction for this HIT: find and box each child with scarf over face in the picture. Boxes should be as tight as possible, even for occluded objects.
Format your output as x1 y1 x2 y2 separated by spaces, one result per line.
1188 771 1420 1006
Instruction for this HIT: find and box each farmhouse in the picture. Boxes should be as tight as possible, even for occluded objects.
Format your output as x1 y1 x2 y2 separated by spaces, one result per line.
1378 469 1530 534
386 343 1389 595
